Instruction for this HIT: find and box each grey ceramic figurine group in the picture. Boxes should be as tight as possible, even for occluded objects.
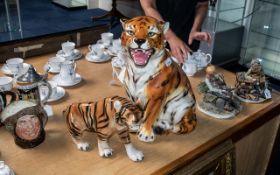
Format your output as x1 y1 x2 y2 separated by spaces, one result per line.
198 59 272 119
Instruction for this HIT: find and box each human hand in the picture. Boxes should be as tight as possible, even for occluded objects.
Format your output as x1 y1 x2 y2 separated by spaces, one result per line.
168 34 192 64
188 31 211 46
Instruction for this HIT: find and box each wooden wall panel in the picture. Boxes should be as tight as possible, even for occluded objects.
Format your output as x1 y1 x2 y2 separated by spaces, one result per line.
235 115 280 175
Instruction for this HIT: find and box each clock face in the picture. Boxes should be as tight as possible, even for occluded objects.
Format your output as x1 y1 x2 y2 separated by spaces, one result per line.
15 115 41 141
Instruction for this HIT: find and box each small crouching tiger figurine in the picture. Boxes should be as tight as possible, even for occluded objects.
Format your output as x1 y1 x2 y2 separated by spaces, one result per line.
63 96 144 162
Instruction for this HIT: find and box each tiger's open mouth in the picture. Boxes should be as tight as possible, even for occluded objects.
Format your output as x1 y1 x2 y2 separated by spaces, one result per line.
129 48 154 66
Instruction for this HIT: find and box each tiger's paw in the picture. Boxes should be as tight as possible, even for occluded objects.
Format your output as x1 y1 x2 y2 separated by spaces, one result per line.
77 142 91 151
99 148 113 157
125 144 144 162
98 140 113 157
138 128 155 142
129 123 140 132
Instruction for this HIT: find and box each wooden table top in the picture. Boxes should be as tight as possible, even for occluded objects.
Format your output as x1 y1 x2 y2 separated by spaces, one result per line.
1 47 280 175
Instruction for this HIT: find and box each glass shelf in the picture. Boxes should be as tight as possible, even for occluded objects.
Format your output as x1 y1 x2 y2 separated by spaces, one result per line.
259 0 280 6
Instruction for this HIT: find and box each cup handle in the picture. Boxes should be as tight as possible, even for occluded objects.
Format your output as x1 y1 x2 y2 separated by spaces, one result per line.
206 54 212 64
88 45 92 52
39 81 52 105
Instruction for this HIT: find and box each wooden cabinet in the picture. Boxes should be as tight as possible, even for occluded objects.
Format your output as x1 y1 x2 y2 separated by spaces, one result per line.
0 47 279 174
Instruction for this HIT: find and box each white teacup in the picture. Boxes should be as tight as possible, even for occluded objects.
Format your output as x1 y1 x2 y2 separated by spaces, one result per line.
0 76 13 91
48 56 65 72
182 60 197 76
112 39 122 51
6 58 24 75
88 44 106 59
59 61 76 84
40 80 57 100
101 32 114 47
61 41 75 56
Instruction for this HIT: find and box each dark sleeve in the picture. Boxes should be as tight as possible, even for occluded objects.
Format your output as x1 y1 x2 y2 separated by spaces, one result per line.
197 0 208 2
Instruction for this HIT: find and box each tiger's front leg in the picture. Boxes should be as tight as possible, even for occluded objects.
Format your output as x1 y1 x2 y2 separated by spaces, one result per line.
138 98 162 142
118 126 144 162
97 139 113 157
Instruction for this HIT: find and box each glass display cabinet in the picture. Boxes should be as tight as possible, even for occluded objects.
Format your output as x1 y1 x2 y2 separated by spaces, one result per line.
0 0 22 41
201 0 247 65
240 0 280 80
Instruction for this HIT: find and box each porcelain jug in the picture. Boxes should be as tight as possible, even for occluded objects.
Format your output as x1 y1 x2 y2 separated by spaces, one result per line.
192 50 212 69
0 100 48 149
15 65 52 106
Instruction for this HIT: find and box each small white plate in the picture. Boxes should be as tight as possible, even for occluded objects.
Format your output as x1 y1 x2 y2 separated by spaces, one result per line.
56 49 83 61
1 63 30 75
48 87 66 102
85 52 111 63
52 73 82 87
107 46 121 56
96 39 111 48
43 64 60 74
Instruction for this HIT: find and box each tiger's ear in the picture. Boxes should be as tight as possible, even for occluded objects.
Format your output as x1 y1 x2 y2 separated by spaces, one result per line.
113 100 122 112
120 18 128 29
159 21 170 34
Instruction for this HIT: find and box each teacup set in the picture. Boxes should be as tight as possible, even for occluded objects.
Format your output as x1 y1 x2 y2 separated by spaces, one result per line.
86 32 122 62
1 57 29 76
40 80 65 102
56 41 82 61
182 50 212 76
51 60 82 87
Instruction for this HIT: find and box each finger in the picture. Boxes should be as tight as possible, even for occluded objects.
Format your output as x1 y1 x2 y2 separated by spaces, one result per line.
171 48 182 63
175 48 184 63
181 45 188 60
188 36 193 45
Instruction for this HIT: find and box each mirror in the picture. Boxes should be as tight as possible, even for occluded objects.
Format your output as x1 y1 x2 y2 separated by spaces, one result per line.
0 0 109 43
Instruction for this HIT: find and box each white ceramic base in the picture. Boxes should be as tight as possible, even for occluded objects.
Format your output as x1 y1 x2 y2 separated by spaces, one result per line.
85 52 111 63
233 92 268 104
197 102 237 119
56 49 82 61
52 73 82 87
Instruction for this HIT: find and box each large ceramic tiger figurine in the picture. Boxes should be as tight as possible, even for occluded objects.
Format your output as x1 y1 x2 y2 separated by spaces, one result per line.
118 16 197 142
63 96 144 162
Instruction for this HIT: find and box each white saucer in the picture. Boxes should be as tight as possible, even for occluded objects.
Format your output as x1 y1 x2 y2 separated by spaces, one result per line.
97 39 111 48
43 64 60 74
1 63 30 75
107 46 121 56
48 87 66 102
52 73 82 87
85 52 111 63
56 49 82 61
